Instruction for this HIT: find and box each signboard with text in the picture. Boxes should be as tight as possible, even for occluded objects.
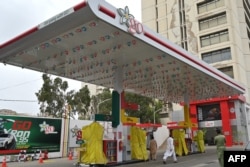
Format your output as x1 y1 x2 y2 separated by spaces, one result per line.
68 120 92 148
0 115 62 155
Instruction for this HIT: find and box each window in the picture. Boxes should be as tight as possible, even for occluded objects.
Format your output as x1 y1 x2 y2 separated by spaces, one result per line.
201 36 210 47
160 113 169 118
220 31 229 42
243 0 250 22
200 20 209 30
181 41 188 50
179 11 183 25
183 11 186 23
221 48 231 60
184 26 187 38
202 47 231 63
245 14 250 31
218 14 227 24
210 33 220 44
218 66 234 78
197 0 225 14
180 27 184 39
178 0 187 50
207 1 216 11
179 0 182 10
156 7 158 18
199 13 227 30
156 21 159 33
247 30 250 39
200 30 229 47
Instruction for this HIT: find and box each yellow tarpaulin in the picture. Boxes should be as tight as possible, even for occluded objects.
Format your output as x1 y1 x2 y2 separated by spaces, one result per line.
80 122 107 165
173 129 188 156
130 126 148 160
194 130 205 153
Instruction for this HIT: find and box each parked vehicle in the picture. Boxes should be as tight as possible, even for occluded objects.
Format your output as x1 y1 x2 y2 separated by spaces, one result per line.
0 133 15 149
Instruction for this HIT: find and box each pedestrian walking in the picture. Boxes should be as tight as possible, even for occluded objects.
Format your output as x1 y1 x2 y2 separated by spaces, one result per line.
149 135 157 160
214 128 226 167
163 130 177 164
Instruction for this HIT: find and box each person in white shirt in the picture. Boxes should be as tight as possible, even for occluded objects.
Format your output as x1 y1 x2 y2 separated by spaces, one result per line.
163 130 178 164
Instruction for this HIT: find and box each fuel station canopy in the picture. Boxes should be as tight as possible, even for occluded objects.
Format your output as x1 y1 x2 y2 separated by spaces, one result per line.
0 0 245 103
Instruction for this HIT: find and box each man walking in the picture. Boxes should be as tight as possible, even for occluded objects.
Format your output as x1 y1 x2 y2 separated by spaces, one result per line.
149 135 157 160
214 129 226 167
163 130 177 164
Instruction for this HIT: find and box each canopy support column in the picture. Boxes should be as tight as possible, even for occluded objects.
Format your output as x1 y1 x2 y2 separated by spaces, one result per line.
184 94 191 138
112 66 123 162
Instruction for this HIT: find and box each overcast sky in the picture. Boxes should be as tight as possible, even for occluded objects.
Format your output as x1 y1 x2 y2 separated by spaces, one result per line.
0 0 141 115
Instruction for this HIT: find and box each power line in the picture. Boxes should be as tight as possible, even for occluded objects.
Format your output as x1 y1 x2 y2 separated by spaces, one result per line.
0 78 41 91
0 99 37 102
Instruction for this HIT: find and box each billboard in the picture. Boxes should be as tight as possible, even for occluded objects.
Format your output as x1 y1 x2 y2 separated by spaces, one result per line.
0 115 62 155
197 104 221 122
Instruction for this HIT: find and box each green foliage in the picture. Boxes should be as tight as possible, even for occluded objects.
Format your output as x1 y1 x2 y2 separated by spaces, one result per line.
36 74 163 123
67 85 91 118
91 88 112 114
91 95 98 114
91 90 163 123
36 74 68 118
36 74 91 119
125 92 163 123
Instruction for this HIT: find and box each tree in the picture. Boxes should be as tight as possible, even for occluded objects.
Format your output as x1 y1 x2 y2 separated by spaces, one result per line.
91 88 112 114
36 74 68 118
36 74 91 119
125 92 161 123
91 90 163 123
125 92 153 123
67 85 91 119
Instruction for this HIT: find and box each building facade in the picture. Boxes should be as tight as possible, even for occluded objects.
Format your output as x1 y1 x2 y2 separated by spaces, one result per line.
141 0 250 145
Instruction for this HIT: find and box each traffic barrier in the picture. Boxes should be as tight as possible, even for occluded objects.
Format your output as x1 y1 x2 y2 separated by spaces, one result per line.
68 151 73 160
2 156 7 167
43 150 48 160
38 155 43 164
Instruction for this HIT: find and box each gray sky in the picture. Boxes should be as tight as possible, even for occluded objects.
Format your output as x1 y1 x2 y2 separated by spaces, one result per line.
0 0 141 115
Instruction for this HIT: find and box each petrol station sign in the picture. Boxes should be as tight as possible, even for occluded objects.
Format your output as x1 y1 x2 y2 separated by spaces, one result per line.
117 6 143 35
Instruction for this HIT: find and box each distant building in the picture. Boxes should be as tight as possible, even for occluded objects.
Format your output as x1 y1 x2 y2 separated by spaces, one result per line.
141 0 250 146
0 109 32 116
0 109 17 115
81 83 104 96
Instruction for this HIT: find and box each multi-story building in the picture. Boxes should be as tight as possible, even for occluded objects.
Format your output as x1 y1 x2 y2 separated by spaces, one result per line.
141 0 250 146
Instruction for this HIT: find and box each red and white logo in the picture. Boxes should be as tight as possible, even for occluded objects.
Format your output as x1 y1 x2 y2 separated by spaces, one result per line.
117 6 143 34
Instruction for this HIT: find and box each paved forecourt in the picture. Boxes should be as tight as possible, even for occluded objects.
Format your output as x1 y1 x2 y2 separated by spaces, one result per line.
5 146 245 167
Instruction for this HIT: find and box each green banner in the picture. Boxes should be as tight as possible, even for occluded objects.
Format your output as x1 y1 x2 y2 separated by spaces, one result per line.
0 115 62 155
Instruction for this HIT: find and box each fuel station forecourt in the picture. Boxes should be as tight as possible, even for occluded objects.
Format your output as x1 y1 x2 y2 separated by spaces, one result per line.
0 0 245 165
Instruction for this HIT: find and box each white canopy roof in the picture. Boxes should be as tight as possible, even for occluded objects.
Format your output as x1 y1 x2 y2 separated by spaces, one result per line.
0 0 245 103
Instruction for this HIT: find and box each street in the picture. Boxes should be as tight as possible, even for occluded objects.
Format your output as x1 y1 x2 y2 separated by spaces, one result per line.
4 145 244 167
119 146 221 167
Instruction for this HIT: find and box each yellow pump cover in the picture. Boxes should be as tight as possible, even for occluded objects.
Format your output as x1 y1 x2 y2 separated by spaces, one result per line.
80 122 107 164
